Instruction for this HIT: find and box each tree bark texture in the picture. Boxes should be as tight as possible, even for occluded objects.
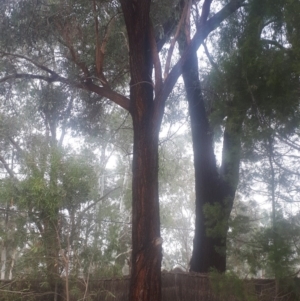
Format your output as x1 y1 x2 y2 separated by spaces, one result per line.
182 51 243 273
120 2 163 300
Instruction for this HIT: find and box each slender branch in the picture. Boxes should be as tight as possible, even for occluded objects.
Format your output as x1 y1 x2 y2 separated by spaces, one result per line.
28 210 44 234
64 41 91 78
8 136 42 176
0 73 58 84
58 97 74 147
93 0 101 72
271 155 300 177
1 73 130 110
202 41 222 74
164 0 189 79
54 18 91 78
77 186 120 220
83 81 130 110
261 39 289 50
149 22 162 96
0 155 15 179
94 3 119 86
0 52 58 77
8 137 23 155
184 0 192 44
114 249 132 260
275 135 300 152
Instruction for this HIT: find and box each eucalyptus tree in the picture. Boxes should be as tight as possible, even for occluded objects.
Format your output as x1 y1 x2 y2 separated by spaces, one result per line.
0 82 100 289
186 0 300 273
179 38 244 273
0 79 138 290
234 128 300 279
0 1 247 299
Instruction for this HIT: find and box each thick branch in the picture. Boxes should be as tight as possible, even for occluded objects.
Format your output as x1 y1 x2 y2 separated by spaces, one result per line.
197 0 213 27
158 0 245 104
1 73 130 110
83 82 130 110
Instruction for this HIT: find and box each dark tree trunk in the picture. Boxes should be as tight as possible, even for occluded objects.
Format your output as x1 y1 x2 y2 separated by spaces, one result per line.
120 2 163 300
182 51 243 273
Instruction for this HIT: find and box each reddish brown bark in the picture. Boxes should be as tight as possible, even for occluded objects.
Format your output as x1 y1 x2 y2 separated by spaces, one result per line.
120 2 163 300
118 0 246 296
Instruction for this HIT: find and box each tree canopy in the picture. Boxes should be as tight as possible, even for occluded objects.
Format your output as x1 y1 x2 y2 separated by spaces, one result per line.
1 1 300 301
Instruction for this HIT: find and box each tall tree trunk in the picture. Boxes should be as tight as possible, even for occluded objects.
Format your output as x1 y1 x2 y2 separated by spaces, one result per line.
130 112 162 301
1 244 7 280
42 217 61 297
182 51 243 273
120 2 163 300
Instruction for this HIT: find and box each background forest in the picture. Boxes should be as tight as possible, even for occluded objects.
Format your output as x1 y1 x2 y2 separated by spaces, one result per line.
0 0 300 300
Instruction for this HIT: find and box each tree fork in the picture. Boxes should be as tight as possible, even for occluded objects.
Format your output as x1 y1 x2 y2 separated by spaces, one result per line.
182 48 243 273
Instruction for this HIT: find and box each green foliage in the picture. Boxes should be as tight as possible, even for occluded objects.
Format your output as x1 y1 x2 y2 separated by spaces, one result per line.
209 270 256 301
1 1 300 296
227 197 300 279
158 114 195 270
203 202 228 240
